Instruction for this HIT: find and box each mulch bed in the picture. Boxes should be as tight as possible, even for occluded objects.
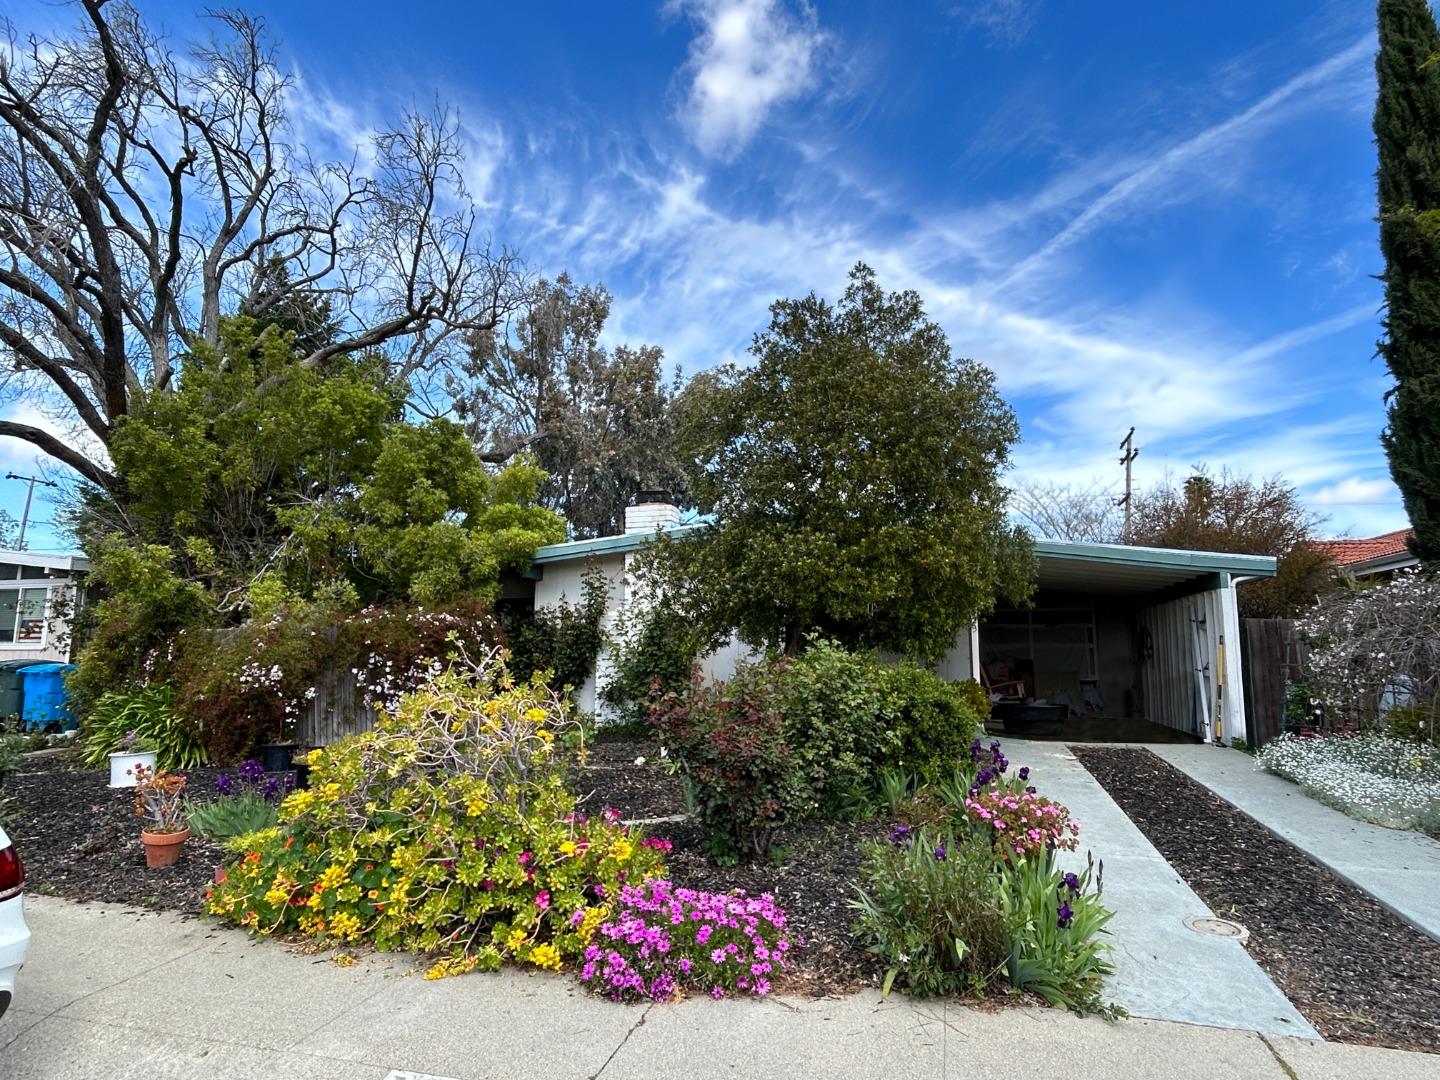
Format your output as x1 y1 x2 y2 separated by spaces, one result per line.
2 751 225 914
3 740 886 995
1072 745 1440 1054
578 737 881 995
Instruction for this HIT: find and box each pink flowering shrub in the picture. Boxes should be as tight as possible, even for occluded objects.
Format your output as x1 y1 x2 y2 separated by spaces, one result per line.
963 788 1079 859
579 878 794 1001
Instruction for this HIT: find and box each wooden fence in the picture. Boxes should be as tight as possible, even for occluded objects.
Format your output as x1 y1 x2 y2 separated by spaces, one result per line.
294 665 380 747
1239 618 1308 747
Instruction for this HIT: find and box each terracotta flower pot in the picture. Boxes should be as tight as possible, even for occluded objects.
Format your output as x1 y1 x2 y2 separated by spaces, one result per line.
140 827 190 869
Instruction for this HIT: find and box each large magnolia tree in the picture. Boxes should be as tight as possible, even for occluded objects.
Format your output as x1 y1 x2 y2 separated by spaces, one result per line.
0 0 524 492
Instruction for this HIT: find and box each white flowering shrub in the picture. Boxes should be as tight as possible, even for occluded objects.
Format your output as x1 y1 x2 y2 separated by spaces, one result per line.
1299 569 1440 742
1257 733 1440 836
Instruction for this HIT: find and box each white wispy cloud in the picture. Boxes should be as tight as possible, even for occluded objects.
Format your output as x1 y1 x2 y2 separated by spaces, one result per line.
997 35 1375 289
1311 475 1399 507
668 0 829 158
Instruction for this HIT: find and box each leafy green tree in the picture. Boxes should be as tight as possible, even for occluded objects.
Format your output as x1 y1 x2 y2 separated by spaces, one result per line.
1375 0 1440 563
651 263 1034 660
1128 469 1335 618
71 317 564 708
463 275 688 537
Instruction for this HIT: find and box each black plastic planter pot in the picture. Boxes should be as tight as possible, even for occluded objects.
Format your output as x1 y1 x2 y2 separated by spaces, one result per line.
260 742 297 773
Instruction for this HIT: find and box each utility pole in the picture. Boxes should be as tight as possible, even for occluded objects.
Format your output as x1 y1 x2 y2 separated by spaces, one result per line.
5 473 58 551
1115 428 1138 542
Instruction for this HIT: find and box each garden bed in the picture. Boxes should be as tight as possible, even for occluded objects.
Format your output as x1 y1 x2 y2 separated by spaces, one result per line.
578 737 881 995
3 741 885 995
2 752 224 913
1072 745 1440 1054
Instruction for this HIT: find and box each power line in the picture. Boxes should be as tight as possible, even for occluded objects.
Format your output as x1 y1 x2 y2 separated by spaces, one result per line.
1115 428 1139 542
4 473 58 550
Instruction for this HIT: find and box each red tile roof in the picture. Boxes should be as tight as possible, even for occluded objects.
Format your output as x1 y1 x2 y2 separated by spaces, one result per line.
1311 528 1415 567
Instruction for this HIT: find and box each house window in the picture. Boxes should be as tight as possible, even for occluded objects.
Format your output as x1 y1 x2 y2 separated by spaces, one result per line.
0 587 48 645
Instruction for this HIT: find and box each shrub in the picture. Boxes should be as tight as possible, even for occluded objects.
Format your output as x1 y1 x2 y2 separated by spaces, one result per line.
852 825 1008 997
880 662 983 779
170 596 504 763
648 664 809 860
1300 570 1440 739
1000 853 1113 1013
506 566 609 700
579 878 793 1001
964 787 1080 861
79 684 207 771
955 677 991 720
206 649 665 976
600 606 707 726
776 641 895 815
1257 732 1440 836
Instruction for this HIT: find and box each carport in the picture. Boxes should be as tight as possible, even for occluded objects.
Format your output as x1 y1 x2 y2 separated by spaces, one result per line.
976 541 1277 744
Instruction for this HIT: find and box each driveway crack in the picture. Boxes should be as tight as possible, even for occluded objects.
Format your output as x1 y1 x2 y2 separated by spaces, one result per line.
588 1003 652 1080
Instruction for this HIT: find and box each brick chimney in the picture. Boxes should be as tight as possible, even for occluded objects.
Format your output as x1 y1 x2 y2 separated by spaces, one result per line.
624 490 681 534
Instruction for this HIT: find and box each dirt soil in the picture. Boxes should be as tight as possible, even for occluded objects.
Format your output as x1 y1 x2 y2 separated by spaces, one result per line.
578 736 882 995
2 750 225 914
1071 745 1440 1054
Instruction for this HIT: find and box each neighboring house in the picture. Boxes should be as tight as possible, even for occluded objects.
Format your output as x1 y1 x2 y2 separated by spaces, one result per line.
526 499 1277 746
1311 528 1419 580
0 551 89 663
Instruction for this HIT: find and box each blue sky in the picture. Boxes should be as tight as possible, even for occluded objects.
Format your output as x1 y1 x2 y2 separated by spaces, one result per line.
4 0 1400 551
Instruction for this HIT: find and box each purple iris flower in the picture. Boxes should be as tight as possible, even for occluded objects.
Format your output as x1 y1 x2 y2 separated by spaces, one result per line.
215 773 233 795
238 758 265 784
933 842 947 862
1057 903 1074 929
1062 872 1081 895
887 824 912 847
1018 767 1030 782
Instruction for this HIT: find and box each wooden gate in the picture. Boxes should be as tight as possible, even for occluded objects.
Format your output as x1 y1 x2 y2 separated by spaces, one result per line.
1239 618 1307 747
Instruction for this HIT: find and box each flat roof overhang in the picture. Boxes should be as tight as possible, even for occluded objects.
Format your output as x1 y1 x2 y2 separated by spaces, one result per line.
1034 539 1276 596
532 529 1278 597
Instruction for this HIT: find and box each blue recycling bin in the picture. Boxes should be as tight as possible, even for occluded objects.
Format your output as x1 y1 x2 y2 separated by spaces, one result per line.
20 662 76 731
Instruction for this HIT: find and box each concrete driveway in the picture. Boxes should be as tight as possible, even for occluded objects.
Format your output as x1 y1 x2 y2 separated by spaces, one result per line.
1150 743 1440 943
3 896 1437 1080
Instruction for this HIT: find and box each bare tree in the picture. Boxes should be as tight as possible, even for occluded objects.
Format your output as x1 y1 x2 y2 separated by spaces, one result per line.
0 1 523 490
1010 480 1123 543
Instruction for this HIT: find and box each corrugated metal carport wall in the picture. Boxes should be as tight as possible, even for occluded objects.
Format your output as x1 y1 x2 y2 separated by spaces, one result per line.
1138 578 1246 744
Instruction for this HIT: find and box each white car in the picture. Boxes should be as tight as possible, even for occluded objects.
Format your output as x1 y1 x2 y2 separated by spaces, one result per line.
0 823 28 1019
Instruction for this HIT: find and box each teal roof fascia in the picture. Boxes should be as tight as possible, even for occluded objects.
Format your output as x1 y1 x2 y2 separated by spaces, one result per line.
1033 539 1277 578
532 528 1276 579
531 524 706 565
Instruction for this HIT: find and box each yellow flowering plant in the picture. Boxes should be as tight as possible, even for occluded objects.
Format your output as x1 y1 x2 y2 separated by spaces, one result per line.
206 646 664 976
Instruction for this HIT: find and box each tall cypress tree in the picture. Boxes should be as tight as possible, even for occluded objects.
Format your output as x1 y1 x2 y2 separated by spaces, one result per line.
1376 0 1440 563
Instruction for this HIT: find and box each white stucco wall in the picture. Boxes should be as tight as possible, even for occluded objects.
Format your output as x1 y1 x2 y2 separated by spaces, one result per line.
534 544 983 721
532 553 627 716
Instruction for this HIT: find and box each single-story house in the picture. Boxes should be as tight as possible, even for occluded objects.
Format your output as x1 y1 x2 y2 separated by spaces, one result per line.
0 550 89 663
1312 528 1418 580
524 500 1277 745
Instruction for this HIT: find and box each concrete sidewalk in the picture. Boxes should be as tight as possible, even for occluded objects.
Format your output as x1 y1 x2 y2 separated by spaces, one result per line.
1150 743 1440 942
1009 740 1316 1038
6 897 1436 1080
